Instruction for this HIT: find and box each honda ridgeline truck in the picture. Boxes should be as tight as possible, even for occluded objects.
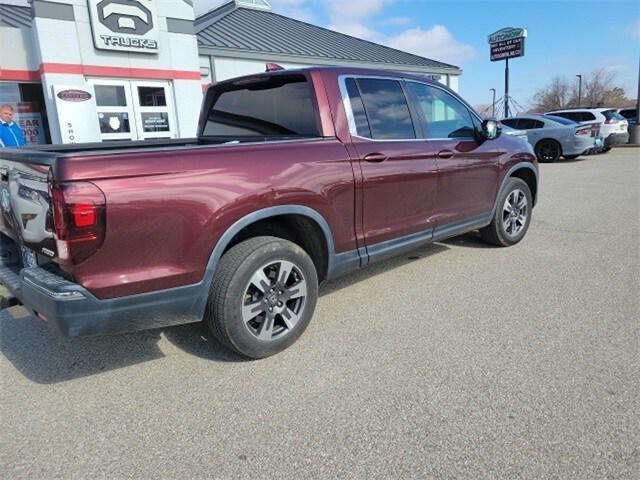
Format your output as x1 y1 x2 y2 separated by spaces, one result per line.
0 66 538 358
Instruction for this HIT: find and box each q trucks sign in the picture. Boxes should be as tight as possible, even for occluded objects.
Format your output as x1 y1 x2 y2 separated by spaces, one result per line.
88 0 159 53
488 27 527 61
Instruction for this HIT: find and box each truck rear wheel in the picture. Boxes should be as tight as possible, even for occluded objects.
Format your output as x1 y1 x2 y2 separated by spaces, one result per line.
480 177 532 247
206 236 318 359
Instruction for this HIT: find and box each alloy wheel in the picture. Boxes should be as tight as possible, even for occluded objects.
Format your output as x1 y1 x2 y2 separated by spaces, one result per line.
241 260 308 341
502 189 528 237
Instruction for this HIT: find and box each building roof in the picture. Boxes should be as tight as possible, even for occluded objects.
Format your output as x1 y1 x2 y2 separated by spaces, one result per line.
0 2 30 28
196 0 460 73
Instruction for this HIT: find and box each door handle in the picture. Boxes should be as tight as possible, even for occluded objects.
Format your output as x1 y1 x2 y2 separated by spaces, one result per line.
437 150 455 159
363 153 387 163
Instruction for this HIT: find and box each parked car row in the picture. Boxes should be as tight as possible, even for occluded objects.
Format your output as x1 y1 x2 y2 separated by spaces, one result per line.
501 107 631 162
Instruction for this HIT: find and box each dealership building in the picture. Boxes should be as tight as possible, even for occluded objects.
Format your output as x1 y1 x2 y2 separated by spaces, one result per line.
0 0 462 145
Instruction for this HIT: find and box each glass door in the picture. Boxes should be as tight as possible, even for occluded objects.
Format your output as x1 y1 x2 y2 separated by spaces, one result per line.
131 81 177 139
88 79 138 141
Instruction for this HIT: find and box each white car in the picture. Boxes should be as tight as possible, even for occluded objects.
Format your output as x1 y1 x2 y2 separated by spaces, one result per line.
501 114 598 162
545 108 629 150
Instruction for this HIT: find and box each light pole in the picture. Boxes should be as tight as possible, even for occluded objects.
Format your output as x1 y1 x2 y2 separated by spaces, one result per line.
490 88 496 117
576 74 582 107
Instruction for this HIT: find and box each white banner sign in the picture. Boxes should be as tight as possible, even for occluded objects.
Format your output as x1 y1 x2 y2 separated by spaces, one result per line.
53 85 101 144
88 0 159 54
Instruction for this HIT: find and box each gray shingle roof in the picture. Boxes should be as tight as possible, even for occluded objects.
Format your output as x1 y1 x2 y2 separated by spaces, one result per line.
0 3 31 28
196 4 459 72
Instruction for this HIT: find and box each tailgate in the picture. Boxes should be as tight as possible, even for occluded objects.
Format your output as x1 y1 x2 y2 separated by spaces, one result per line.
0 149 57 262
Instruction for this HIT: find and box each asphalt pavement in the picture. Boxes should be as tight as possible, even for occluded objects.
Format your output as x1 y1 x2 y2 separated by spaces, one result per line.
1 147 638 479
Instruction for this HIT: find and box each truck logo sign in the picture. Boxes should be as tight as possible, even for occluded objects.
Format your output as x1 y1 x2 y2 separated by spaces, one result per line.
56 89 92 102
97 0 153 35
89 0 159 53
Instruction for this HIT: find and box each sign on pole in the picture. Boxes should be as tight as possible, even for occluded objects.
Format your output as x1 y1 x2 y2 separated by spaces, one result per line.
488 27 527 118
488 27 527 62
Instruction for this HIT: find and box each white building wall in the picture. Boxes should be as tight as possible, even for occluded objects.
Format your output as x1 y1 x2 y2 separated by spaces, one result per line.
448 75 459 92
29 0 202 142
0 26 38 71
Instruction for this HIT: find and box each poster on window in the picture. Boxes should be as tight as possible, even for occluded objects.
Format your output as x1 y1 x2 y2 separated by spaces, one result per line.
14 102 46 145
141 112 170 132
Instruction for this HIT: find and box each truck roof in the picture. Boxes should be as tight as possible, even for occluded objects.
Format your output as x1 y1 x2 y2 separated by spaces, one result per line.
208 65 446 89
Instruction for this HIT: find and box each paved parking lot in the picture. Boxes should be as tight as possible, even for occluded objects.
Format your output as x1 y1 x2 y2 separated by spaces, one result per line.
1 148 638 479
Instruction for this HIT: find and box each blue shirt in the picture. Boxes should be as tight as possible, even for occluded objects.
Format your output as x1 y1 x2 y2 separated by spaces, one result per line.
0 120 26 148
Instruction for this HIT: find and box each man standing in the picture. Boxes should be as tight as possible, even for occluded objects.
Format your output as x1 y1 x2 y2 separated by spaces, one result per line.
0 104 26 148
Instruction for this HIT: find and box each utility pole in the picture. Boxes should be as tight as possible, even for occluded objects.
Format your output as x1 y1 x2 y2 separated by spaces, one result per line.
636 57 639 124
490 88 496 117
576 74 582 107
504 58 510 118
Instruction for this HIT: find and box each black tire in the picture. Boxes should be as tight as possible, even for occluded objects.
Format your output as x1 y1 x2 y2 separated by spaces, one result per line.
602 146 612 153
480 177 533 247
563 154 580 160
535 139 562 162
206 236 318 359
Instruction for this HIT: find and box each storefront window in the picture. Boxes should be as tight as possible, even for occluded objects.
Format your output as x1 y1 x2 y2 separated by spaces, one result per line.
0 82 51 145
138 86 166 107
95 85 128 107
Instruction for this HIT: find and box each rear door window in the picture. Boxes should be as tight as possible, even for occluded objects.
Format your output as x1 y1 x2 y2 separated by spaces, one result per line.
500 119 519 129
517 119 544 130
344 78 372 138
552 112 581 122
352 78 416 139
406 82 476 139
578 112 596 122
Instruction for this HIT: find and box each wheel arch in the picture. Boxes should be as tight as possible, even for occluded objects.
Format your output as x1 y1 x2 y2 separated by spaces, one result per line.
510 167 538 206
491 163 539 217
204 206 337 286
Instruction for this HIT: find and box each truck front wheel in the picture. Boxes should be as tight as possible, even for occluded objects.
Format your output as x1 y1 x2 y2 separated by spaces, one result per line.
206 236 318 359
480 177 533 247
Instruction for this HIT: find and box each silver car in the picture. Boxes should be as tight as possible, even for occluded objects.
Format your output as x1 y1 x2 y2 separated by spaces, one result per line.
500 114 598 162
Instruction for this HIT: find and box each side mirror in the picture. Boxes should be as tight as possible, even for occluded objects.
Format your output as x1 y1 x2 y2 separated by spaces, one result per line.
480 119 502 140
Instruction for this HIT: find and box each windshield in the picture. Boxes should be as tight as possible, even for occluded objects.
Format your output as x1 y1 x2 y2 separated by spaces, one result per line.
544 115 576 125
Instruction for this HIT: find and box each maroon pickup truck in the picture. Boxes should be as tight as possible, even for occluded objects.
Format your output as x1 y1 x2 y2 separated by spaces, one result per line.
0 67 538 358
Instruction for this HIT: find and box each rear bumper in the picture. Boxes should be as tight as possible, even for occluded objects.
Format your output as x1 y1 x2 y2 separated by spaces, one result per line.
605 132 629 147
0 264 204 336
564 136 594 156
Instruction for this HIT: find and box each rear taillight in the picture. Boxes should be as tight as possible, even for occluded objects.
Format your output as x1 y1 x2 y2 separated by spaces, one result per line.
50 182 106 265
576 126 591 136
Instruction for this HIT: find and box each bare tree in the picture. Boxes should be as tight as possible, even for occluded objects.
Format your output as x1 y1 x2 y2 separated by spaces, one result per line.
530 69 630 112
